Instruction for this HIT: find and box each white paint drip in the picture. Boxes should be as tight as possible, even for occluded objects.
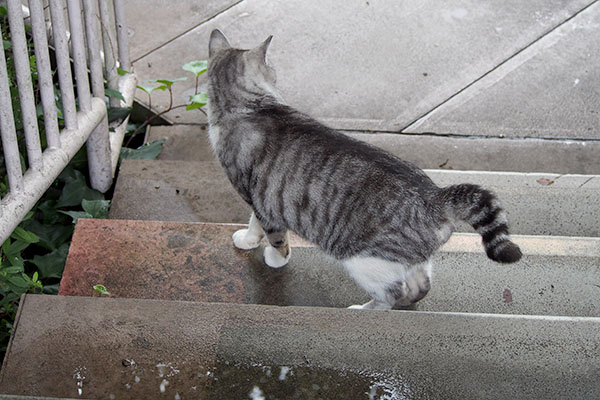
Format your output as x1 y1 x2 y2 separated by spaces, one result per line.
574 78 580 86
134 376 141 383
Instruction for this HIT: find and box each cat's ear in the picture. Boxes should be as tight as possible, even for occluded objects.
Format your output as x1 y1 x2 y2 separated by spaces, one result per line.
209 29 231 57
250 35 273 62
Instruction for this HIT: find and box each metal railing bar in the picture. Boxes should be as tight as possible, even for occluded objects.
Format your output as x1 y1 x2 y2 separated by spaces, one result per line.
65 0 91 112
82 0 112 193
81 0 101 98
7 0 43 170
112 0 129 71
0 97 106 244
110 71 136 171
28 0 60 149
0 28 24 195
98 0 118 108
48 0 77 130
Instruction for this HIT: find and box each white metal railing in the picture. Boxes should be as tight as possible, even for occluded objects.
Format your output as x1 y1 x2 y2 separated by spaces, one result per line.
0 0 136 244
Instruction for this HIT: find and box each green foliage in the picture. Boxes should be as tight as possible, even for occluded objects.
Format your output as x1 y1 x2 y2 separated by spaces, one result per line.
93 284 111 296
129 60 209 144
105 88 125 102
182 60 208 76
120 139 166 160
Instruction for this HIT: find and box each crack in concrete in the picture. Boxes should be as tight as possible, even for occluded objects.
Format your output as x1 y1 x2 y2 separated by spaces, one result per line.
339 129 600 143
401 0 600 132
132 0 246 63
578 176 595 188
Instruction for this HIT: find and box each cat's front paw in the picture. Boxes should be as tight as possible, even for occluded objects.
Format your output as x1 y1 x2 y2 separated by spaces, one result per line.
232 229 261 250
264 245 290 268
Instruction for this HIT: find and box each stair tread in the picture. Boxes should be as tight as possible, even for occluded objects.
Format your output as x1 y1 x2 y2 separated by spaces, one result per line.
146 124 600 174
109 158 600 237
1 294 599 399
59 218 600 317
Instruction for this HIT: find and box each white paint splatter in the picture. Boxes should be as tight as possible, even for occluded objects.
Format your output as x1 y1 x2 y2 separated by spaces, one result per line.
157 362 180 378
249 386 265 400
160 379 169 393
278 366 291 381
73 366 87 397
134 376 141 383
175 393 181 400
574 78 580 86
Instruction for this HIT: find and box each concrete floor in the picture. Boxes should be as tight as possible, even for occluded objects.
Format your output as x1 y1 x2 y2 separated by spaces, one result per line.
127 0 600 142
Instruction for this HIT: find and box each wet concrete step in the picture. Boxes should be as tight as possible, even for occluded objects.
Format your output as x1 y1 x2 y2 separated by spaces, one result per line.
59 218 600 317
109 158 600 237
147 124 600 174
1 294 599 399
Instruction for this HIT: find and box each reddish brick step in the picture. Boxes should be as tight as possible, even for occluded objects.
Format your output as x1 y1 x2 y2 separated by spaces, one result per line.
59 218 600 316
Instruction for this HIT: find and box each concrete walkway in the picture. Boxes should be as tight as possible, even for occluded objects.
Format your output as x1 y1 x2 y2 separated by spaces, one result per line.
125 0 599 145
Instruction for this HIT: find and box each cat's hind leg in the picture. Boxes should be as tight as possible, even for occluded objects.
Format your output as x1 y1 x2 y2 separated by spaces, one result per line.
263 229 291 268
343 257 432 310
232 212 264 250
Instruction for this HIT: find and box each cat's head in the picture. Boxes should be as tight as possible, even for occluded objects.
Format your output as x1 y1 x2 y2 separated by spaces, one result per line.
208 30 278 98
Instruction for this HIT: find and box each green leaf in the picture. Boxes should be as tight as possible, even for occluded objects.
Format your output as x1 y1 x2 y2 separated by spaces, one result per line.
3 240 30 257
93 284 111 296
43 283 59 294
186 102 204 111
6 254 24 268
58 210 92 223
2 39 11 50
136 84 168 95
56 172 103 208
108 107 132 124
37 200 69 225
7 275 29 288
30 243 69 279
81 199 110 219
154 77 187 88
1 266 24 275
120 139 165 161
32 271 38 282
189 93 208 107
10 227 39 244
182 60 208 77
117 67 130 76
20 219 73 250
105 88 125 102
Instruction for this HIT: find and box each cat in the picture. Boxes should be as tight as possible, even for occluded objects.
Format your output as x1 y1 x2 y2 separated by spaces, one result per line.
206 29 522 310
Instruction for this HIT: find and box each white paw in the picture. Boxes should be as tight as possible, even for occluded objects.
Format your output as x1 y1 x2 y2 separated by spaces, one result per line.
232 229 261 250
264 246 290 268
347 304 365 309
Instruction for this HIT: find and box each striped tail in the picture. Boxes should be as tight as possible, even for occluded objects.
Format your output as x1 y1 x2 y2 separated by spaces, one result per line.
438 184 522 263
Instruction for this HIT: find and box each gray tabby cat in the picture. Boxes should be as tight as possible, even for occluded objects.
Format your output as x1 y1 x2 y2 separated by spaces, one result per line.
207 30 522 310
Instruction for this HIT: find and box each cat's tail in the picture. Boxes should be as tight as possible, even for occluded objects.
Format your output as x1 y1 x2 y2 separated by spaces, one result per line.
437 184 522 263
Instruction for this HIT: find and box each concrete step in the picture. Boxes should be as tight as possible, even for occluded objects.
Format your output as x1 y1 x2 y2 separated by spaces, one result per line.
147 125 600 174
59 218 600 317
109 158 600 237
1 294 599 399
